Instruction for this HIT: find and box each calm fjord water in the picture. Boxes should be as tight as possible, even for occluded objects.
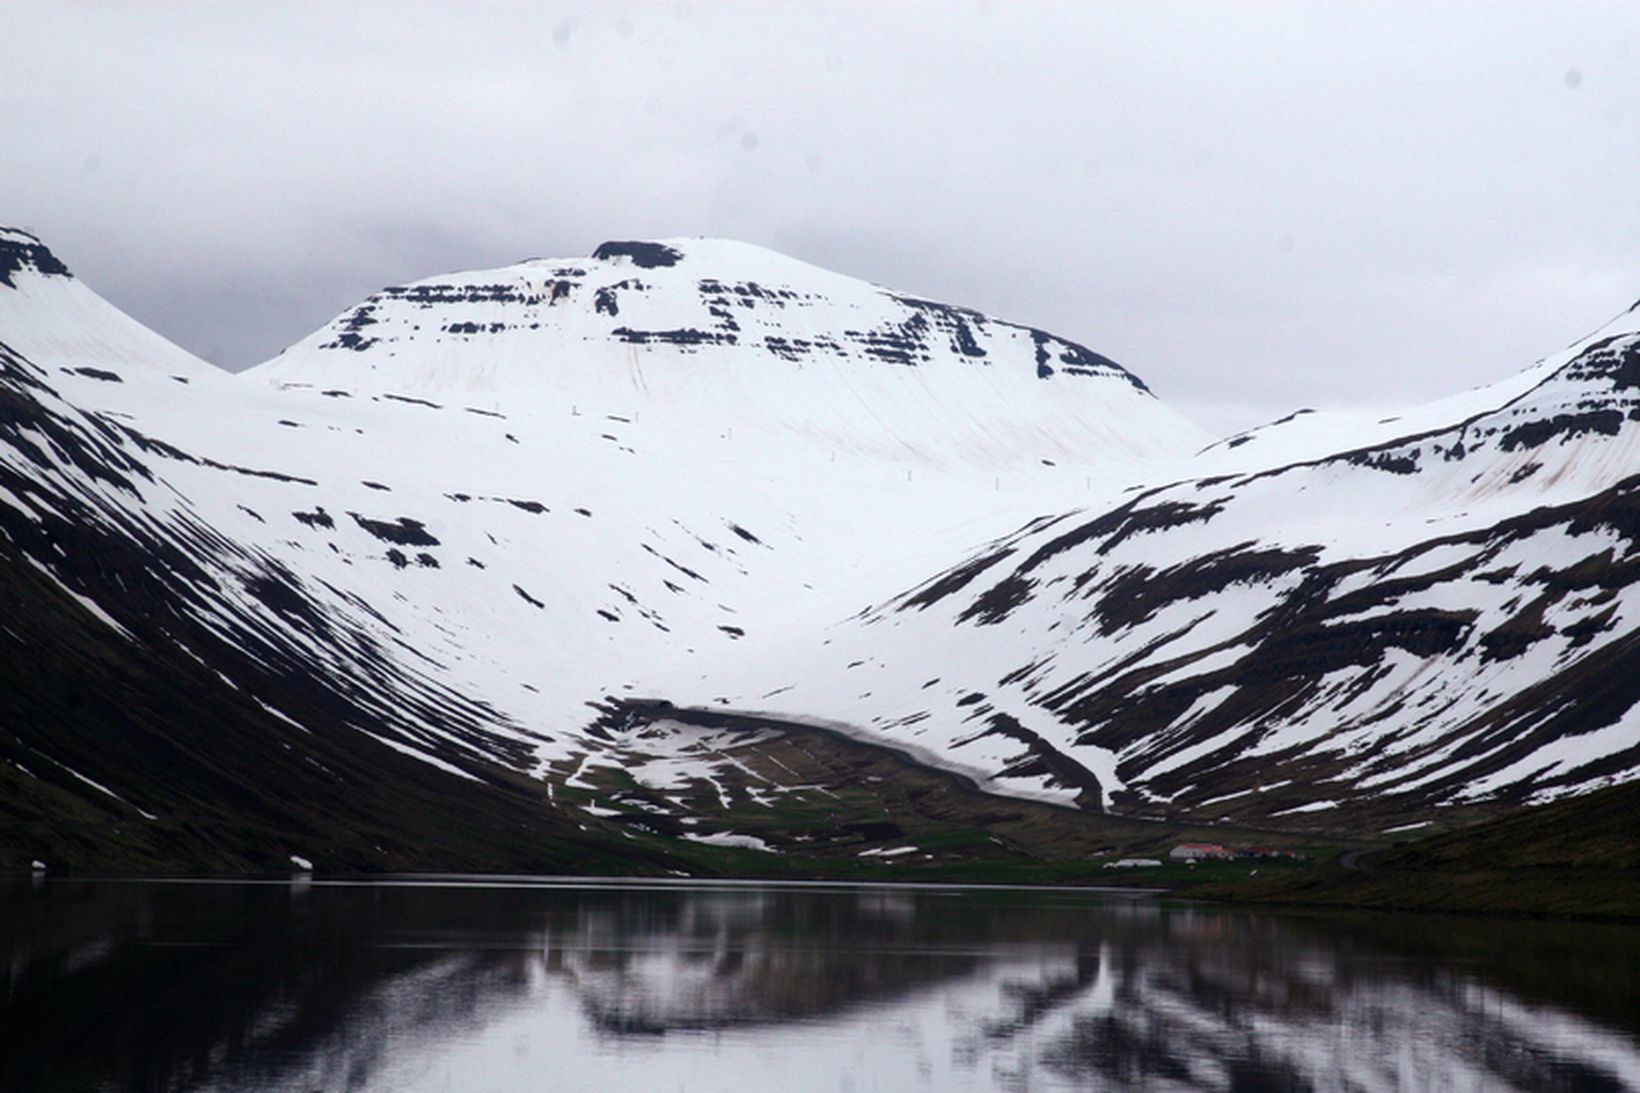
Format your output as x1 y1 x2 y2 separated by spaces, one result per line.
3 876 1636 1091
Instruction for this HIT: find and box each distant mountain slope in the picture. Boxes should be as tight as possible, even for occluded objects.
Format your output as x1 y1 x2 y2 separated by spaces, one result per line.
2 222 1636 872
0 228 216 381
0 327 677 872
1 226 1216 869
255 237 1198 469
690 303 1640 826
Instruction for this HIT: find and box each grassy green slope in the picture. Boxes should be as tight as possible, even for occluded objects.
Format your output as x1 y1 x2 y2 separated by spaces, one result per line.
1192 777 1640 919
541 703 1344 886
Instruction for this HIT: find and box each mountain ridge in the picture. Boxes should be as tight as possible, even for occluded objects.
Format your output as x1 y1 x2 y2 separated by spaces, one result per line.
690 305 1639 824
2 224 1636 875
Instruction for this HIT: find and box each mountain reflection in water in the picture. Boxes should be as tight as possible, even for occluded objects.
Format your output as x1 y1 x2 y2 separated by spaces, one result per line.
2 877 1636 1091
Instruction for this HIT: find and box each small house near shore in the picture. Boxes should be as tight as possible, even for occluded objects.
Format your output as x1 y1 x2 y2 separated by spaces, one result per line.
1169 842 1234 861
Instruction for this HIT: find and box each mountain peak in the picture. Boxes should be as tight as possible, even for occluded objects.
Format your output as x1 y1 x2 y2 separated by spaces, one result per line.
254 236 1186 458
589 239 686 268
0 227 72 287
576 236 861 288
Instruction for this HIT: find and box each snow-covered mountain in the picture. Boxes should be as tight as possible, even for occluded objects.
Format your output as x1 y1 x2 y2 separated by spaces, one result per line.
2 222 1636 868
0 226 1204 867
689 299 1640 828
30 232 1200 725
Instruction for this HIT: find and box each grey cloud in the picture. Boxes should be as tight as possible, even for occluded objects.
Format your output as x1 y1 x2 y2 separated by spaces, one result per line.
2 1 1636 433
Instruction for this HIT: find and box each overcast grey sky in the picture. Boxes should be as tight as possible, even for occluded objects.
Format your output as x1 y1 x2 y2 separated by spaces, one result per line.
4 2 1637 433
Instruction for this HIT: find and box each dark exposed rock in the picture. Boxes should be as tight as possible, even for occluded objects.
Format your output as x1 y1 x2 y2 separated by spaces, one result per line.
592 240 684 268
381 393 442 409
292 506 334 530
1088 545 1321 637
982 712 1104 810
901 545 1020 616
1347 449 1422 474
958 574 1037 626
612 326 736 347
0 233 71 286
349 514 440 547
1499 409 1625 451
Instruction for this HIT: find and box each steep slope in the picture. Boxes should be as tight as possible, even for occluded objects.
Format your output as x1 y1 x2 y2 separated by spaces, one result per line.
0 228 216 383
240 237 1209 683
257 237 1194 467
1 227 1210 867
113 237 1199 730
5 221 1637 869
684 303 1640 827
0 316 679 871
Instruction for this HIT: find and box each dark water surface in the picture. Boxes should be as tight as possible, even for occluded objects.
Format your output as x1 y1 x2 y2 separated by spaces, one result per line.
3 875 1636 1091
